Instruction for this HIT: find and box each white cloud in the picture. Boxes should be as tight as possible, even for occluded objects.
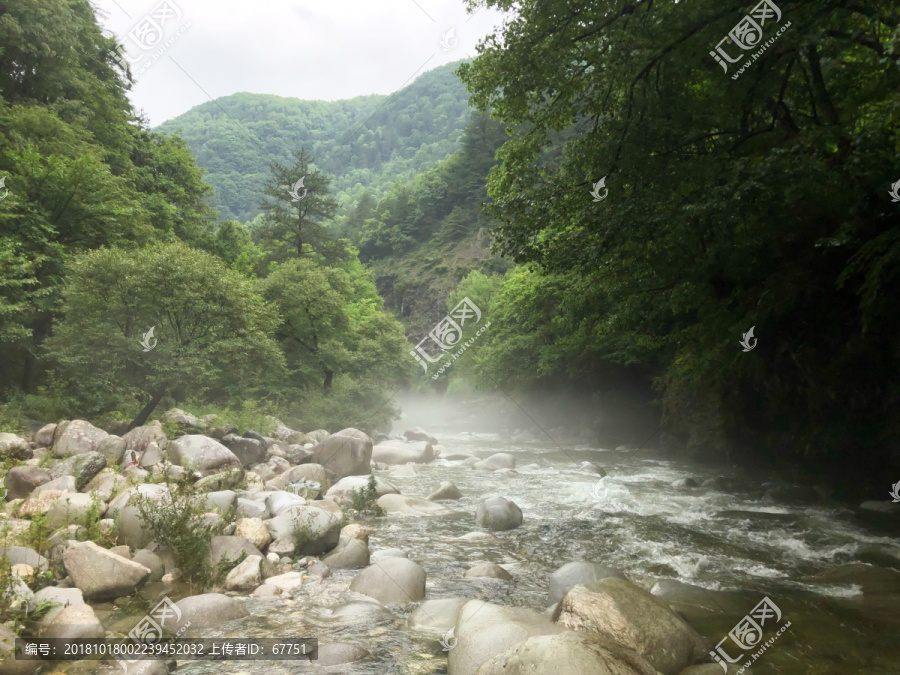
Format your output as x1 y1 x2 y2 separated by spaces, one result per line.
93 0 506 125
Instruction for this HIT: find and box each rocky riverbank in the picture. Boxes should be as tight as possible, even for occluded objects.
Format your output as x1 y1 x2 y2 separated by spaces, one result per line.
1 410 899 673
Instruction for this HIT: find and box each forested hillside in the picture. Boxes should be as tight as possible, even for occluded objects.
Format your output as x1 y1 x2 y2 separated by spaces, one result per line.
157 63 472 222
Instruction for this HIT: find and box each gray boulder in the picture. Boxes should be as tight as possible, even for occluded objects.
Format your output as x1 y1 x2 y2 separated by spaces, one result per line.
171 593 248 634
552 578 708 674
39 604 104 640
482 452 515 469
132 549 164 582
34 423 57 447
62 541 151 600
83 470 127 501
222 433 268 467
314 643 370 667
448 600 565 675
160 407 203 428
372 439 435 465
47 492 98 528
224 554 263 591
465 562 512 580
266 505 341 555
671 477 699 488
169 435 241 473
428 481 463 501
236 497 269 519
208 536 268 570
310 428 373 479
0 433 31 460
349 557 425 605
403 427 438 444
475 496 523 531
326 475 400 505
52 420 115 458
306 429 331 444
121 420 167 455
549 561 628 604
50 451 107 490
266 463 329 495
322 536 370 569
407 597 468 634
4 466 51 500
476 632 656 675
0 546 48 571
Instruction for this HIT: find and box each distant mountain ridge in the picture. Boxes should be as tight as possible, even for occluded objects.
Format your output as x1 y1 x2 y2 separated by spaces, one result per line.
155 62 472 222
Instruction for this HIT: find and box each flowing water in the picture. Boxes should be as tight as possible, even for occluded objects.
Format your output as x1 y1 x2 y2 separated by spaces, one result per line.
116 424 899 675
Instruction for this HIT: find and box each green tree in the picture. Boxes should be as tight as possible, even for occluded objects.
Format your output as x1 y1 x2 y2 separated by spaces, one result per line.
43 243 284 428
258 148 339 260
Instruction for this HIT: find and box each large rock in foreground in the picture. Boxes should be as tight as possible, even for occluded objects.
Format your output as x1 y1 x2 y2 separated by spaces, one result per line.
372 439 435 465
552 578 708 674
168 435 241 474
476 632 657 675
448 600 565 675
475 496 523 531
349 558 425 605
52 420 122 460
62 541 151 601
310 428 373 479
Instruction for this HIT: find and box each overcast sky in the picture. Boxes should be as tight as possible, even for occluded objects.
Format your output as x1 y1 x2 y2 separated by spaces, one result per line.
91 0 508 126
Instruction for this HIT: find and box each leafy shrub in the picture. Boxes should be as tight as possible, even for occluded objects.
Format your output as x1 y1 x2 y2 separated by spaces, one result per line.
347 474 385 518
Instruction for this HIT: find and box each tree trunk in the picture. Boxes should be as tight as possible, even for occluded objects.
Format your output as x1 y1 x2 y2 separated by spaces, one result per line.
128 385 166 431
323 369 333 394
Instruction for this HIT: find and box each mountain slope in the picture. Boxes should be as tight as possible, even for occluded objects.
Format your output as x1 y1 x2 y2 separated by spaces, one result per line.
156 62 472 222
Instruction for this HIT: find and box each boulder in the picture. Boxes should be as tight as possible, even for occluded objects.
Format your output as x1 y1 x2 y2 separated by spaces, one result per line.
0 547 48 572
208 536 269 571
309 428 373 479
47 492 98 528
326 475 400 504
171 593 248 634
224 554 263 591
160 407 203 428
49 451 107 490
455 531 499 543
390 464 417 478
121 421 167 456
475 496 523 531
34 423 57 447
0 433 31 460
349 557 425 605
168 435 241 473
233 519 271 553
377 494 456 516
807 563 900 594
581 461 607 476
552 578 708 674
39 604 104 640
4 466 51 500
482 452 516 469
671 478 699 488
329 601 392 622
448 600 566 675
222 433 267 467
266 490 307 516
477 632 657 675
465 562 512 580
194 466 244 491
30 587 86 624
266 463 330 495
306 429 331 444
322 536 370 569
272 424 307 446
371 548 408 562
108 483 170 549
236 497 269 519
266 505 341 555
341 523 368 543
132 549 164 582
403 427 438 444
314 643 370 667
549 562 628 604
428 481 463 501
372 439 435 465
83 470 127 501
62 541 151 600
139 441 162 467
264 571 305 594
407 597 468 634
52 420 114 458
